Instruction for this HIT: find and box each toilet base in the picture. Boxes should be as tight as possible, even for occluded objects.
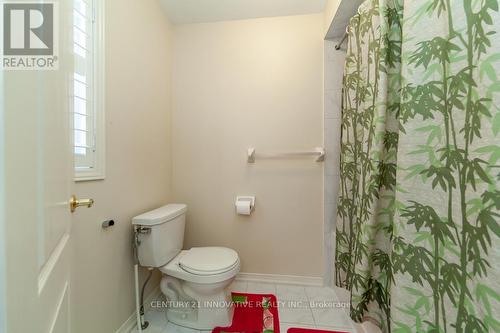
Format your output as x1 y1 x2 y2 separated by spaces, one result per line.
160 275 235 330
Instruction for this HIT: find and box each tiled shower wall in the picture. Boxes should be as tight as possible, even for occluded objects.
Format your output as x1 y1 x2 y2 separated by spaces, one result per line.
323 39 346 286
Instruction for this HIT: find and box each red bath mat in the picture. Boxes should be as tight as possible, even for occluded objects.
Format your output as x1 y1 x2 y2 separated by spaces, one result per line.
287 329 349 333
212 293 280 333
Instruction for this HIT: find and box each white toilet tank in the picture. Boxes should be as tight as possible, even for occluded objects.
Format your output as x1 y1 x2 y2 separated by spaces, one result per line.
132 204 187 268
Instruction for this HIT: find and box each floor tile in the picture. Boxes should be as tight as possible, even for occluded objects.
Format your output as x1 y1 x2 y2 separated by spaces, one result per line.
132 309 167 333
163 322 199 333
138 282 358 333
333 287 350 304
276 285 308 301
311 307 353 328
228 280 247 293
147 309 168 328
132 326 165 333
246 282 276 294
132 325 165 333
358 321 382 333
279 303 315 325
316 325 355 333
305 286 338 302
279 322 316 333
353 323 366 333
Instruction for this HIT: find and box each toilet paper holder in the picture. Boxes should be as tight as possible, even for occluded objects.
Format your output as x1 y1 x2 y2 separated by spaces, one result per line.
235 196 255 215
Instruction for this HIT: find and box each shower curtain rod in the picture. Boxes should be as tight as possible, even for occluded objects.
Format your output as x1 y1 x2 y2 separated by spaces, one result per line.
335 32 348 50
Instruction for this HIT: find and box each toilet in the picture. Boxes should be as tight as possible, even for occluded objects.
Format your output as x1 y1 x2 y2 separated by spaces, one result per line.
132 204 240 330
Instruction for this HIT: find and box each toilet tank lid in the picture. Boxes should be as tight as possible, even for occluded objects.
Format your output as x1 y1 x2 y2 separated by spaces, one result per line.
132 204 187 226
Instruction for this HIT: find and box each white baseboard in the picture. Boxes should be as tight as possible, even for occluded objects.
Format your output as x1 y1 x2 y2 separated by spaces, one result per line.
236 272 323 286
115 286 161 333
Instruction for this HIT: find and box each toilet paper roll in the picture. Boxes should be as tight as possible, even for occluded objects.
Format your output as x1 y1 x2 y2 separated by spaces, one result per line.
236 200 252 215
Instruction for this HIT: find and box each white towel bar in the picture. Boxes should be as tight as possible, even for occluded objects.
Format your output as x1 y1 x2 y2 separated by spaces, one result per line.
247 147 325 163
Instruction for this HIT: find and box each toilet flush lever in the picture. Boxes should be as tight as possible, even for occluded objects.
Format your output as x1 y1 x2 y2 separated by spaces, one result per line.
134 227 151 248
136 226 151 234
69 195 94 213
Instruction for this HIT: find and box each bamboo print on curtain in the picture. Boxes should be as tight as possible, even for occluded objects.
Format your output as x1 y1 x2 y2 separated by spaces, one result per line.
335 0 402 330
335 0 500 332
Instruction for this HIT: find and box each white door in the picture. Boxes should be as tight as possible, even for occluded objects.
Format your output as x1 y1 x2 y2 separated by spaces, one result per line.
1 1 90 332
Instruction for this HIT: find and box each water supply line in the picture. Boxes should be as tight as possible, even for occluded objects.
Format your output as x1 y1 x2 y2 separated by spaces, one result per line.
140 268 153 328
134 264 143 333
133 227 152 331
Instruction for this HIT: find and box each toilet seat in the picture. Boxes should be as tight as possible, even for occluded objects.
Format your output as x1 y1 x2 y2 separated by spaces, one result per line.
179 247 239 276
160 248 240 284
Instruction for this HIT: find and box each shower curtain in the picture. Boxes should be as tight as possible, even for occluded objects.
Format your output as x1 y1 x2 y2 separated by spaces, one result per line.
335 0 500 332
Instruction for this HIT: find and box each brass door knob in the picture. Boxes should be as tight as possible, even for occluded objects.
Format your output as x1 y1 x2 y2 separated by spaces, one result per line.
69 195 94 213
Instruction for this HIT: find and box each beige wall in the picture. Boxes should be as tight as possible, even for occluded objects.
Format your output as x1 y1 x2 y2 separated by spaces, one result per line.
172 14 324 277
324 0 341 35
71 0 173 332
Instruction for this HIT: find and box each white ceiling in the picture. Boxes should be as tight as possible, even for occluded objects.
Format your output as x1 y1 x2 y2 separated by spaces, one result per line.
160 0 328 24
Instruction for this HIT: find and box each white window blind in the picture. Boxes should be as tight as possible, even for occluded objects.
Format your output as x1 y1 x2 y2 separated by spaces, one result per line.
73 0 105 180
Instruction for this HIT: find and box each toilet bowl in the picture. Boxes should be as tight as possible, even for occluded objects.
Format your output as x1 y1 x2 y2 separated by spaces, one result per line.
132 204 240 330
160 247 240 329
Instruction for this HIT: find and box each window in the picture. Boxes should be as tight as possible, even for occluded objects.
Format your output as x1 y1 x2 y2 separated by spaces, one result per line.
73 0 105 181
